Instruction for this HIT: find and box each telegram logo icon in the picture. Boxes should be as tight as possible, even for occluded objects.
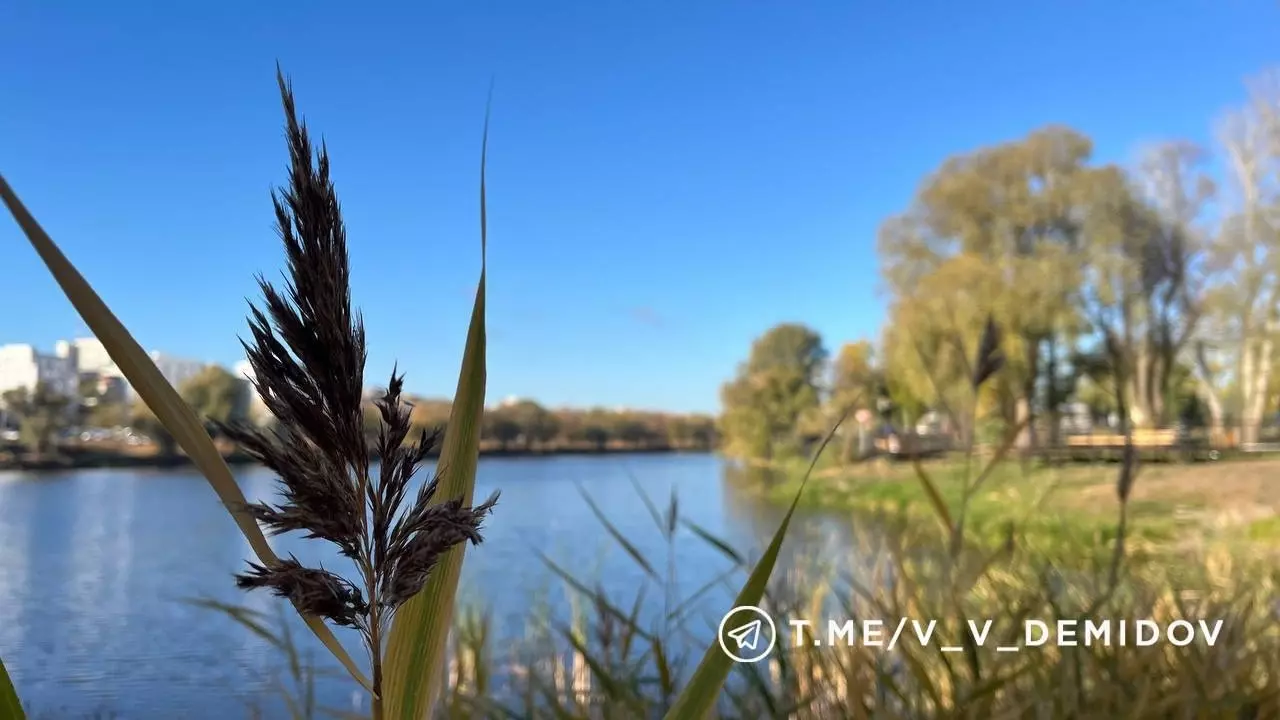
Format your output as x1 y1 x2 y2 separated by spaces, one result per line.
717 605 777 663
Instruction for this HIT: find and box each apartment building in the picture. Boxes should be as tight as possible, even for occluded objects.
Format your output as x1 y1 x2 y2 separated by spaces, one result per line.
147 351 208 395
68 337 121 376
0 343 79 400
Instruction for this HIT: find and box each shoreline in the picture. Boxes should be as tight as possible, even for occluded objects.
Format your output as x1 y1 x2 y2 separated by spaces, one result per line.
0 445 717 473
746 455 1280 552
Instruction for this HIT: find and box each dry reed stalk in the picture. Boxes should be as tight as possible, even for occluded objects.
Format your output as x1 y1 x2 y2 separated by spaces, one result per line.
216 69 499 719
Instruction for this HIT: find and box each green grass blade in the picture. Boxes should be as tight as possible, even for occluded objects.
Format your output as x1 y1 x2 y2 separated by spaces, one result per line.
579 485 661 581
382 97 491 720
662 410 851 720
0 657 24 720
681 520 745 566
0 173 371 694
910 457 955 534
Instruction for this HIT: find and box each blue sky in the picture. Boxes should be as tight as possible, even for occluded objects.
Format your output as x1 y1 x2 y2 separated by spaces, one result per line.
1 1 1276 413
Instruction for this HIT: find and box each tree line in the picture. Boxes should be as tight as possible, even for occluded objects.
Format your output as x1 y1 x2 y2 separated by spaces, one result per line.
1 365 719 457
377 397 718 452
720 69 1280 462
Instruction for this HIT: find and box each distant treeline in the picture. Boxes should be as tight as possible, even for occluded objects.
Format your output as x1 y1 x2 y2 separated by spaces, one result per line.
363 397 720 452
1 367 719 460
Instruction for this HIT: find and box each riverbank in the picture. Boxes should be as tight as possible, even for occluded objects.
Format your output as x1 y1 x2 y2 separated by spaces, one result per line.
748 454 1280 554
0 444 716 472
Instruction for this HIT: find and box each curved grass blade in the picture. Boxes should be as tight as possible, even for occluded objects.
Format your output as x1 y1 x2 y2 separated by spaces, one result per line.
580 485 660 581
0 173 371 694
0 657 23 720
662 409 851 720
381 94 491 720
182 597 285 651
910 457 954 535
681 520 745 566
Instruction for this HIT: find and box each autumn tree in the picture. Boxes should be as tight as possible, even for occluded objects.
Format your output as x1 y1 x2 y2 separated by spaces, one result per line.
829 340 880 412
879 127 1096 451
482 407 522 450
1 383 72 456
666 413 717 449
132 400 177 456
719 323 827 461
180 365 249 430
1075 146 1213 431
1199 74 1280 443
505 400 559 449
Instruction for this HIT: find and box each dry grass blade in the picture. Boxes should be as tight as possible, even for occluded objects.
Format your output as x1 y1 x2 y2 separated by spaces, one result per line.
182 597 289 652
967 416 1030 497
0 656 23 720
381 93 492 720
910 458 955 535
0 173 371 693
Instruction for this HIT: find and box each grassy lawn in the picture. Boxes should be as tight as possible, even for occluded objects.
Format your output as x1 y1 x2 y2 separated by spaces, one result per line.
763 454 1280 556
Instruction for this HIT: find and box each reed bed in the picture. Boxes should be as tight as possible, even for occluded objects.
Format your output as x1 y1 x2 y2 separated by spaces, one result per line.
184 495 1279 719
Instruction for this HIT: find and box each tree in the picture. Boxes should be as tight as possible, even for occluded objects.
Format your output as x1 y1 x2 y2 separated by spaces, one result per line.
1 383 73 456
879 127 1095 453
830 340 880 412
666 413 717 449
179 365 249 431
132 400 177 456
408 397 451 437
87 400 132 429
506 400 559 449
482 407 522 450
1199 75 1280 444
1077 152 1212 432
575 423 611 451
719 323 826 461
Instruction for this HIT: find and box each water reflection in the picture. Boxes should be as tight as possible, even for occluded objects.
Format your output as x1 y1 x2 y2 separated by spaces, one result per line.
0 473 33 675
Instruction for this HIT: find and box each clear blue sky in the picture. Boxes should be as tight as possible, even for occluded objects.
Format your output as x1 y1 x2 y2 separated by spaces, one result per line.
1 1 1276 413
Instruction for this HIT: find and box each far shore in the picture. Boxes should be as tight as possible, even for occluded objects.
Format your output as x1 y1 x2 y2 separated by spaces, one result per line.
0 444 717 473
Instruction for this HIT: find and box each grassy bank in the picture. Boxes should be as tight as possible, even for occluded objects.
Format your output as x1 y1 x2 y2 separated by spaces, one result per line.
751 455 1280 556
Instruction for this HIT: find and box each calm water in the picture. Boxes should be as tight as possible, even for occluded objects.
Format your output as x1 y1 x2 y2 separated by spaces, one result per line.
0 453 858 719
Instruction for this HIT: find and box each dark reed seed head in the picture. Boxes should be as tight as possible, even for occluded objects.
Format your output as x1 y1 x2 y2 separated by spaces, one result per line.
370 370 446 565
236 556 368 628
215 420 363 558
971 315 1005 390
223 69 500 632
381 491 500 609
218 70 370 624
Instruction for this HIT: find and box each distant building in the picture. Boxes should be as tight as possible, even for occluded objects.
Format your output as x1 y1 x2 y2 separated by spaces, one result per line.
67 337 123 377
0 343 79 400
147 351 208 395
233 359 271 424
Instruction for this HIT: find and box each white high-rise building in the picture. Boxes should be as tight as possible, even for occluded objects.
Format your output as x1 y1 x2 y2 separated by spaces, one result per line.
147 351 208 393
0 343 79 400
68 337 124 377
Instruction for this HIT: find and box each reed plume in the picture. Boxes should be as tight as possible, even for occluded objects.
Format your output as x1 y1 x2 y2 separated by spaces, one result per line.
214 69 499 715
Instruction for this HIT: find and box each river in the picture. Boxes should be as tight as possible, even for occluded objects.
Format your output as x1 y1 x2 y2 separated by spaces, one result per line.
0 453 858 719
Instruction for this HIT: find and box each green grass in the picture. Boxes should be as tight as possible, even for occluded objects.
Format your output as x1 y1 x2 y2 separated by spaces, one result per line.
757 458 1240 558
